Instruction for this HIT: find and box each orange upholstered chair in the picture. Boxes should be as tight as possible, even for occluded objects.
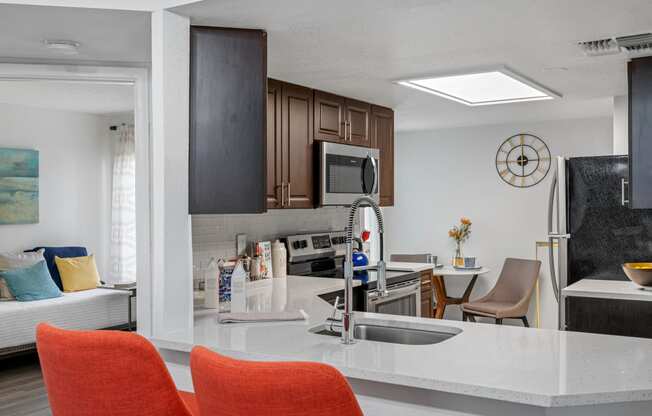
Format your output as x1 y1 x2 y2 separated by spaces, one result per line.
35 323 198 416
190 346 363 416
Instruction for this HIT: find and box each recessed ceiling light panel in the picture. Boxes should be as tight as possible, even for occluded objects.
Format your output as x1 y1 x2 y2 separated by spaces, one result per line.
397 67 561 106
43 40 81 55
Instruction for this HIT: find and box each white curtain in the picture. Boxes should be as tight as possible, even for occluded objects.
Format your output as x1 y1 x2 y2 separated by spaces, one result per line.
109 125 137 283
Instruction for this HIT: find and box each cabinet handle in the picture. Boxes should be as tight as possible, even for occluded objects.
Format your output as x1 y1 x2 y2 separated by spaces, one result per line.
343 121 348 141
287 182 291 207
622 178 629 207
347 121 352 141
280 183 286 207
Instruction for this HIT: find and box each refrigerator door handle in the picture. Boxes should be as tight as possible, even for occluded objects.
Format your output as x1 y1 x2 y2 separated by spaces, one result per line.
547 168 561 303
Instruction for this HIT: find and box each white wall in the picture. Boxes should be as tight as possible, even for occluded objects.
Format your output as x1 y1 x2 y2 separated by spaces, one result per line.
613 95 628 155
384 117 613 328
0 103 114 277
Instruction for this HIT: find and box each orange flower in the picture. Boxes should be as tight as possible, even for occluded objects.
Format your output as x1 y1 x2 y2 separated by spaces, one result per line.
448 229 457 238
460 217 471 225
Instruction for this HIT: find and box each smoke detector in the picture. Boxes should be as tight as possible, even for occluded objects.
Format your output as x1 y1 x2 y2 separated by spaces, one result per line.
578 33 652 57
43 40 80 55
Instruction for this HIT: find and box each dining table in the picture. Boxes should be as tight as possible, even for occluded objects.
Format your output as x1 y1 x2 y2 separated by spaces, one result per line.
431 266 490 319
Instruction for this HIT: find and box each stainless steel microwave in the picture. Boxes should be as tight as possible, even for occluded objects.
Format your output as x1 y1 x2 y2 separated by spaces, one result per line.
319 142 380 206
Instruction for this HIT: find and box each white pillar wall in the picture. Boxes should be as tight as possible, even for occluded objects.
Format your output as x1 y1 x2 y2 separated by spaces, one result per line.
613 95 628 156
150 10 193 343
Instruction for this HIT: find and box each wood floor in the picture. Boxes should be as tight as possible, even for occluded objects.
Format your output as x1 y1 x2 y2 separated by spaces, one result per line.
0 353 51 416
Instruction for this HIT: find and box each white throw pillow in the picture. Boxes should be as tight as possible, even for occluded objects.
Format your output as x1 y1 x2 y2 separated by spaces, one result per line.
0 249 46 300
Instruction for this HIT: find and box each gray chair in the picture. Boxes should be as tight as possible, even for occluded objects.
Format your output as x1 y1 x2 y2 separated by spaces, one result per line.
461 258 541 327
390 254 434 263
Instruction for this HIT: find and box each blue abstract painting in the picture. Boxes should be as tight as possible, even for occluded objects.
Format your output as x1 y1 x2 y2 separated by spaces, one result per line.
0 148 39 225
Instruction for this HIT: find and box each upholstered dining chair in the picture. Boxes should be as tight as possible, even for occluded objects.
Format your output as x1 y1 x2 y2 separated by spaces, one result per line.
36 323 198 416
461 258 541 327
190 346 364 416
390 253 433 263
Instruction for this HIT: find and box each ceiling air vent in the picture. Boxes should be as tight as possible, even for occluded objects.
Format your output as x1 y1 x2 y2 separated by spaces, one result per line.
578 38 620 57
578 33 652 57
616 33 652 57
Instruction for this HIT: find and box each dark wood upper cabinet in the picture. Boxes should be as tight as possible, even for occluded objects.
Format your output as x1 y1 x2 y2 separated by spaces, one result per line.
283 83 314 208
266 79 314 209
371 105 395 206
628 57 652 209
314 90 372 147
346 99 371 147
266 79 283 209
189 27 267 214
314 90 345 143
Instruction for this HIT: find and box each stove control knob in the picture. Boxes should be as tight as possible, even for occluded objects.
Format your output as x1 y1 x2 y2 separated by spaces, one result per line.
300 240 308 248
292 241 301 250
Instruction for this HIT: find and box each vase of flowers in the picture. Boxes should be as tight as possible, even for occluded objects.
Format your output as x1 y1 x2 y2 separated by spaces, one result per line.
448 217 472 267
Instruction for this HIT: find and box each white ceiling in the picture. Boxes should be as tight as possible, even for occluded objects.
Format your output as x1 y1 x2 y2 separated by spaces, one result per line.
174 0 652 131
0 80 134 114
0 4 150 64
3 0 202 11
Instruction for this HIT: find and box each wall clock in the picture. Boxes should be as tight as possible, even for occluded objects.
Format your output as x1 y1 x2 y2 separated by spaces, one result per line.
495 133 551 188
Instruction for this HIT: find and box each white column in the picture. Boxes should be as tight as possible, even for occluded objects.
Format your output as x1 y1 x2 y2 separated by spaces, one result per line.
150 9 193 343
613 95 628 155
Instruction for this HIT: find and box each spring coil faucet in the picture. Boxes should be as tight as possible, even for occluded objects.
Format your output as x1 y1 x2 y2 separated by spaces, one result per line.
340 196 386 344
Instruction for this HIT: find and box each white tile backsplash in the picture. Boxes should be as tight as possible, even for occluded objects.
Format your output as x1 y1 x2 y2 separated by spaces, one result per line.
191 207 353 276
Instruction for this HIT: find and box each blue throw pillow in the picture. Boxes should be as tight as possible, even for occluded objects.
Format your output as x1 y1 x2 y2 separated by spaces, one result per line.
0 260 62 301
26 246 87 290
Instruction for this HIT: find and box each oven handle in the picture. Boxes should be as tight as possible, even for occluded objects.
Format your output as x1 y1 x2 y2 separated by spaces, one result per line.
368 280 420 302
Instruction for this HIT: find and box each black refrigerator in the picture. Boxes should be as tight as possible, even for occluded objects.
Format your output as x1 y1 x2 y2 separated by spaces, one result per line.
548 155 652 335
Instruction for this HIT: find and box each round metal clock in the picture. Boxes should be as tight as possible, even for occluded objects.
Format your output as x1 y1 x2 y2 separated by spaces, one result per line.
495 133 551 188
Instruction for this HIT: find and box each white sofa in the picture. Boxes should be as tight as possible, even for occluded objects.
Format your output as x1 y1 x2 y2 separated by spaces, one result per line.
0 288 130 356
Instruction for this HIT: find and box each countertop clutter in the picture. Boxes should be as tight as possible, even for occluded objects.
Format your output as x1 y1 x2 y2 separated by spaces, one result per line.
179 275 652 409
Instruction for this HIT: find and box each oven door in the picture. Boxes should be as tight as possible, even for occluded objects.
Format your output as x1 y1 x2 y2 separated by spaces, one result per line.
365 279 421 317
320 142 380 206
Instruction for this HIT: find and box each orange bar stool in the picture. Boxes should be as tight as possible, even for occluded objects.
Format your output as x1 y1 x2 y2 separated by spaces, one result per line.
191 346 364 416
36 323 198 416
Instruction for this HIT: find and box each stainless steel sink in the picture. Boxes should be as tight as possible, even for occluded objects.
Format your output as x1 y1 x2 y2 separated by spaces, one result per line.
310 323 460 345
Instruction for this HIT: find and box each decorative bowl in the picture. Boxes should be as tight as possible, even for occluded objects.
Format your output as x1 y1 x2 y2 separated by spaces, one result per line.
623 263 652 287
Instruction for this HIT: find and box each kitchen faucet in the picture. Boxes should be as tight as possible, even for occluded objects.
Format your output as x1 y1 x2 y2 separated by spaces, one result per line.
339 196 386 344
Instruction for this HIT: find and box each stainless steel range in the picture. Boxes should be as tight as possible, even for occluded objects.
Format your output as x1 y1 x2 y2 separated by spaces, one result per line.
286 231 420 317
286 231 347 277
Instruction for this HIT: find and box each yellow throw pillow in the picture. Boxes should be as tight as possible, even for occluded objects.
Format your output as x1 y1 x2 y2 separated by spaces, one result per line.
55 255 101 292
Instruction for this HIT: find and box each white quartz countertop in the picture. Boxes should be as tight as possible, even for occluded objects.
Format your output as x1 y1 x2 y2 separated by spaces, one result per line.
184 276 652 408
563 278 652 302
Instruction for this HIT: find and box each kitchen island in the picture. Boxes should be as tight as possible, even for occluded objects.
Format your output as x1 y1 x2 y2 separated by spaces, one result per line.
157 275 652 416
563 278 652 339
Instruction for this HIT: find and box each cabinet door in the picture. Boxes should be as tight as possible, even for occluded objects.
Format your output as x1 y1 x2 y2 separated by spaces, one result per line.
566 296 652 338
314 90 345 143
282 82 314 208
266 79 283 209
345 99 371 147
189 27 267 214
371 105 395 206
628 57 652 209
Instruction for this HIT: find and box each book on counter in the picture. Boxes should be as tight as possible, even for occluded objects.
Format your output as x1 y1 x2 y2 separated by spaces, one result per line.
255 241 274 279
